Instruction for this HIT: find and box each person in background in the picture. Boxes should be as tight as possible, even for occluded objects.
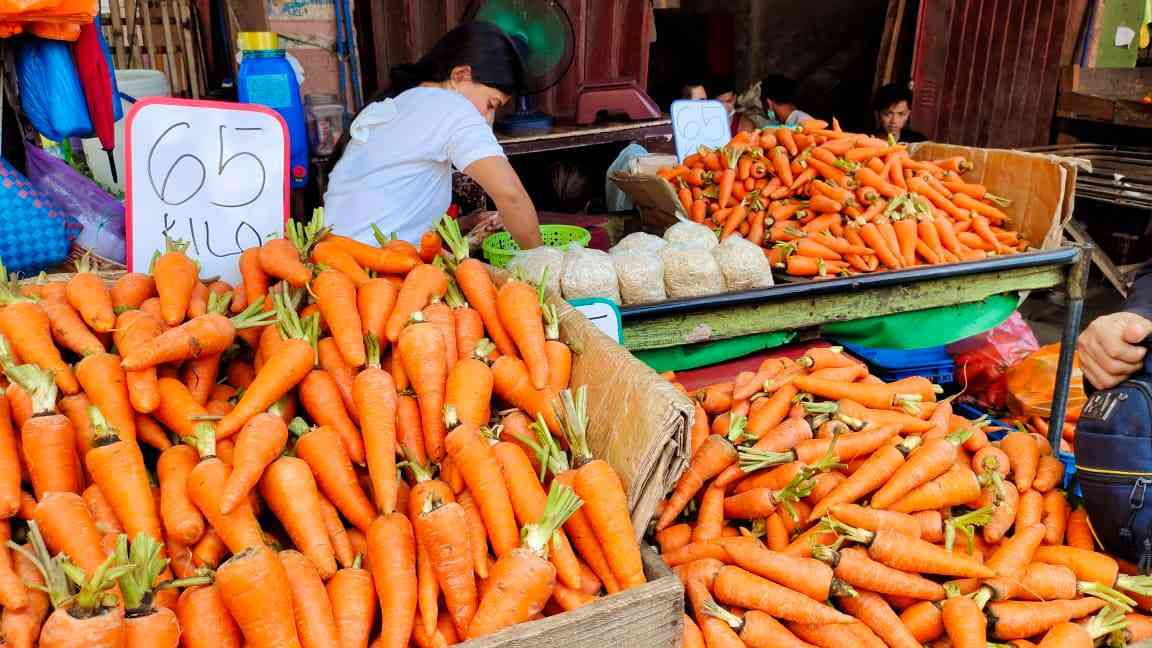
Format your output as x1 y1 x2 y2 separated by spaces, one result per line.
873 82 927 143
708 77 758 134
1078 265 1152 388
681 81 707 101
760 74 813 128
324 23 542 248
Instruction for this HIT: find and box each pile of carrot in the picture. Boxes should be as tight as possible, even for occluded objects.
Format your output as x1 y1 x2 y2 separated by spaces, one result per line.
0 211 646 648
655 345 1152 647
655 121 1031 279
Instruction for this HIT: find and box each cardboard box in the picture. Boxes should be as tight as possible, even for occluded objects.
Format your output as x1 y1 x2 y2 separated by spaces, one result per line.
493 268 694 537
609 154 684 233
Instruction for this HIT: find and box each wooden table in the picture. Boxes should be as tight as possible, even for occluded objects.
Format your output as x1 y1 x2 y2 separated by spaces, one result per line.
619 246 1092 452
497 119 673 156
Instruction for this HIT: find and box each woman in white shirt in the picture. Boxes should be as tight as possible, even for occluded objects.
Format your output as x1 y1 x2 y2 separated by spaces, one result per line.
324 23 543 248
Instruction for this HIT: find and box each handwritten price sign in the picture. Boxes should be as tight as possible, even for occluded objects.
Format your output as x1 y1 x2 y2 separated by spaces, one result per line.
125 98 289 284
670 99 731 162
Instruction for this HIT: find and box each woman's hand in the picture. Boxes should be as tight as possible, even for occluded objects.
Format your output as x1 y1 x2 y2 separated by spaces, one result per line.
1078 312 1152 389
464 156 543 249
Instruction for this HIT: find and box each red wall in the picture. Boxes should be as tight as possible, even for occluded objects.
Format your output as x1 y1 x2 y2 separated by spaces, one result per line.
359 0 653 119
913 0 1072 148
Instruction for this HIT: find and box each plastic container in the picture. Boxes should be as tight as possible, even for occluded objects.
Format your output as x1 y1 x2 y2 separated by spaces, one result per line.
482 225 591 268
305 94 345 158
237 33 309 189
839 341 956 384
81 69 171 192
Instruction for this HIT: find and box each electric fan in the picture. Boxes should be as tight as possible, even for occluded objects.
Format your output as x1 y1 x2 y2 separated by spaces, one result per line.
463 0 575 133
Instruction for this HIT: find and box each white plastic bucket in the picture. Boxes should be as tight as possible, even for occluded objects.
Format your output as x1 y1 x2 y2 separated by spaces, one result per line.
81 69 171 192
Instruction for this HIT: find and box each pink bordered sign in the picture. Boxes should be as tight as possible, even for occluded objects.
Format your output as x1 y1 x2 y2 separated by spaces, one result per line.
125 97 290 285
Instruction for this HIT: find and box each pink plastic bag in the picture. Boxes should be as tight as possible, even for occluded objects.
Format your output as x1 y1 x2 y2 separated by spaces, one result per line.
947 312 1040 410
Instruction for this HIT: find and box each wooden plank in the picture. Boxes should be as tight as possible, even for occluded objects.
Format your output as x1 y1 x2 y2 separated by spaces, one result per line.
459 548 681 648
622 265 1066 351
140 0 158 68
108 0 126 67
1064 66 1152 100
1064 219 1129 296
873 0 907 91
1057 91 1117 122
159 0 183 96
226 0 269 31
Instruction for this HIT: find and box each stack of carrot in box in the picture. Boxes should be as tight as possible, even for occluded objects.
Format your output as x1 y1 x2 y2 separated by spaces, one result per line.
655 347 1152 647
655 122 1030 279
0 212 645 648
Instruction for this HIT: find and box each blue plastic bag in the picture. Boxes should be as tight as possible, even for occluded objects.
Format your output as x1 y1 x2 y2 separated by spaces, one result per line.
14 37 93 140
0 155 75 274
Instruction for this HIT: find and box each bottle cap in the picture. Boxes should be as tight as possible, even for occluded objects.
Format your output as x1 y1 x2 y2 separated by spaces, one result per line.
238 32 279 51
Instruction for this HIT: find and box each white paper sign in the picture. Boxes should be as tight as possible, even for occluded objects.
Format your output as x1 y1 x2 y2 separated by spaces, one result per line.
671 99 731 162
569 299 623 345
125 97 289 284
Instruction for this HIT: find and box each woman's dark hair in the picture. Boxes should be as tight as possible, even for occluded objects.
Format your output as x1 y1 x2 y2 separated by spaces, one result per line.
760 74 798 105
329 22 524 171
873 82 914 113
382 22 525 100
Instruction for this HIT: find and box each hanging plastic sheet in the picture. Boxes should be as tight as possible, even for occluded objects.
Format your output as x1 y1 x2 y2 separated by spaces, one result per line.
13 37 93 140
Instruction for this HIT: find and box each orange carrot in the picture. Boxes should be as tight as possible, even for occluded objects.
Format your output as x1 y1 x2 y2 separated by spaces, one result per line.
217 545 302 648
497 277 549 390
368 513 418 648
400 316 449 461
386 264 448 343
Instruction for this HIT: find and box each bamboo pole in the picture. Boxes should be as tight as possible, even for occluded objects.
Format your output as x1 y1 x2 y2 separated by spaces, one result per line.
140 0 158 69
159 0 183 95
124 0 141 68
107 0 125 67
177 0 201 99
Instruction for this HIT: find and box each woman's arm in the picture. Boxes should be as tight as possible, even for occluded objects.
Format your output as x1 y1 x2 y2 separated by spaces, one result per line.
463 156 543 249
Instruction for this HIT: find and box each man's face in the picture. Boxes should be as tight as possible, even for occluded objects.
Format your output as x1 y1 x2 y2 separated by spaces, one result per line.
715 91 736 115
879 100 911 134
687 85 707 101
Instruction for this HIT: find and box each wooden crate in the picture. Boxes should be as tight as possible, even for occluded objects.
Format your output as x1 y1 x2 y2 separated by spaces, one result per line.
459 547 683 648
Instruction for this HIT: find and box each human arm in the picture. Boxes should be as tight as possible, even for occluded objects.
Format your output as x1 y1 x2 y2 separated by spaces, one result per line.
463 156 543 249
1077 262 1152 389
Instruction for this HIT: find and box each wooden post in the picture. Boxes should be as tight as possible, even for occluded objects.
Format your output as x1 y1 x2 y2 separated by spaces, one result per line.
140 0 158 68
159 0 183 96
177 0 201 99
124 0 141 68
107 0 125 67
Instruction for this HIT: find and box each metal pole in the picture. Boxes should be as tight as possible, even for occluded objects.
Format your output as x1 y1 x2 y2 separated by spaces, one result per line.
1048 242 1093 453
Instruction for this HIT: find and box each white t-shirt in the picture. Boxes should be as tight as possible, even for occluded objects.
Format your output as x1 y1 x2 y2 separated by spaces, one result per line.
323 87 506 244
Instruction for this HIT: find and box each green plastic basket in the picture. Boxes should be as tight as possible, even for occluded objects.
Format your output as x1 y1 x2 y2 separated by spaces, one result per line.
482 225 591 268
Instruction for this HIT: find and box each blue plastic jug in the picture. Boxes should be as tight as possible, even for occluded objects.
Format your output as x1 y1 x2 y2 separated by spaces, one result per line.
237 35 309 189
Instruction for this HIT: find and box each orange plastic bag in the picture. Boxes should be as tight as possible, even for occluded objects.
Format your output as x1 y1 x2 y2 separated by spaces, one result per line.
1005 343 1086 419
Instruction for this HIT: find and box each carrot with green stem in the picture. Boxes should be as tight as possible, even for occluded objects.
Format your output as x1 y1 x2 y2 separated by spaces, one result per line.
415 493 478 636
889 464 985 516
497 273 550 390
808 435 922 521
871 428 972 508
114 532 212 648
437 217 518 356
712 564 855 625
12 522 133 648
444 340 494 430
293 419 377 532
121 293 273 370
0 286 79 394
467 483 585 638
985 598 1107 641
5 361 82 498
811 544 945 600
313 268 366 367
186 425 267 554
66 252 116 332
720 535 841 602
216 290 318 438
444 423 520 557
400 312 449 461
701 601 814 648
821 517 996 578
84 406 163 544
353 336 399 508
152 237 200 326
385 264 448 343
